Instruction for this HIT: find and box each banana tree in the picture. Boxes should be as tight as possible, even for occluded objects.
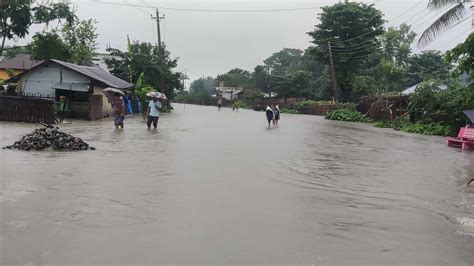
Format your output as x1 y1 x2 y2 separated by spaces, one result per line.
418 0 473 47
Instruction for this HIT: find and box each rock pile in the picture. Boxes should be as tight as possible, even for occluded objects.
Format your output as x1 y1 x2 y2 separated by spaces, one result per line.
3 127 95 151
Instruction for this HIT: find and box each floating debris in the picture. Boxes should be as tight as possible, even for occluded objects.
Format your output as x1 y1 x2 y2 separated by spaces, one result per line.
3 127 95 151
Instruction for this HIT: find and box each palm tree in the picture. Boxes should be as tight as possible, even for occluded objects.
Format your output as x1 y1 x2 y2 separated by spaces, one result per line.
418 0 473 47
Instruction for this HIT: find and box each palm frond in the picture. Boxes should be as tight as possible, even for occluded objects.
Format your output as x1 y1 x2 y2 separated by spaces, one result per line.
428 0 472 8
418 3 468 47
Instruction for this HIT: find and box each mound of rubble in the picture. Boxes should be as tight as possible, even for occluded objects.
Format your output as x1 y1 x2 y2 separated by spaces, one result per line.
3 127 95 151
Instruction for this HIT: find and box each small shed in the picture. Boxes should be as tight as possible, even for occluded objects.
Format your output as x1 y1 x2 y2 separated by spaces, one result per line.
10 59 133 120
358 94 410 121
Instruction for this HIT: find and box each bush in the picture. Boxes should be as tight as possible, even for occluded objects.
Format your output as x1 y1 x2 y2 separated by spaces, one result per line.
396 121 453 136
373 120 454 136
294 100 332 110
238 101 249 109
373 121 392 128
280 108 299 114
325 109 371 122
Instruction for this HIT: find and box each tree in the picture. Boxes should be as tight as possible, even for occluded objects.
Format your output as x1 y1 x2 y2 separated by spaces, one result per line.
105 41 184 99
418 0 473 46
3 45 32 58
253 65 268 91
373 24 417 91
175 77 216 104
405 51 452 86
32 1 76 32
446 32 473 78
277 70 313 98
0 0 76 55
0 0 32 55
30 32 71 61
381 24 416 65
308 1 385 101
216 68 252 87
263 48 303 75
62 19 98 65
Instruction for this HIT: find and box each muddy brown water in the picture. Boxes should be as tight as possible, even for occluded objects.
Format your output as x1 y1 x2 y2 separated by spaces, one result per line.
1 104 474 265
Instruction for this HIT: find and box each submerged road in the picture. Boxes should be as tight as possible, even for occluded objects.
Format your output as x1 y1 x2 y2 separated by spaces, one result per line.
1 104 474 264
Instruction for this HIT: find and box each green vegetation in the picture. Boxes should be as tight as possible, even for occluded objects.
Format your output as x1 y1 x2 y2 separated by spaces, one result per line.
325 109 371 122
105 42 183 100
280 108 299 114
446 33 473 79
308 1 384 101
174 77 216 105
1 0 76 56
374 120 454 136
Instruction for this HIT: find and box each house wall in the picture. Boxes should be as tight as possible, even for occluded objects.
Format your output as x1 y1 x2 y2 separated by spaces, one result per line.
93 86 113 117
17 63 90 97
0 69 22 80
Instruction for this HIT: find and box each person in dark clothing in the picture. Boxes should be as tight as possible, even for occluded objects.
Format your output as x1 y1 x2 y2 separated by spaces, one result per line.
273 104 280 126
265 105 274 128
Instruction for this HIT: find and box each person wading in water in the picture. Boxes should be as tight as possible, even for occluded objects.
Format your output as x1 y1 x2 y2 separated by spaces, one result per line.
147 94 162 129
112 93 125 129
217 97 223 111
265 105 274 128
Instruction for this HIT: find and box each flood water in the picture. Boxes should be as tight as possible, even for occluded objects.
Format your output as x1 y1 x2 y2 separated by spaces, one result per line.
1 104 474 264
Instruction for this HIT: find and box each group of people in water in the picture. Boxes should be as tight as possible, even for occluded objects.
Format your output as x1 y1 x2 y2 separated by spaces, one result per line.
265 104 280 128
112 94 280 129
111 93 162 129
217 97 240 112
217 97 281 128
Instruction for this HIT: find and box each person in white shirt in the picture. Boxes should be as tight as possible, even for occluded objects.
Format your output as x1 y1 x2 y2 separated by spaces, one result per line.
147 95 162 129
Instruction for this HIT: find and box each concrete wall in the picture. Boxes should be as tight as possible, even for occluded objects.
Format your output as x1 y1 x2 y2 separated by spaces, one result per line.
17 63 90 97
93 86 113 117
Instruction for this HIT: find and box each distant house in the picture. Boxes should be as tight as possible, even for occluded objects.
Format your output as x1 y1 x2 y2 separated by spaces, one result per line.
216 82 243 101
91 52 121 72
10 59 133 120
0 54 43 80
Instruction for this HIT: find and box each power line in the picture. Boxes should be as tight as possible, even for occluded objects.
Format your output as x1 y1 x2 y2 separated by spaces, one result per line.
410 5 458 31
325 40 379 51
91 1 323 12
389 0 426 24
421 16 472 49
331 52 376 59
429 28 471 50
320 4 461 52
124 0 151 15
329 0 428 44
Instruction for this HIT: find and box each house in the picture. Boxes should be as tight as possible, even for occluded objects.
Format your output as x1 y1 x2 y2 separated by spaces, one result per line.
0 54 43 80
401 83 447 95
91 52 121 72
10 59 133 120
216 82 243 101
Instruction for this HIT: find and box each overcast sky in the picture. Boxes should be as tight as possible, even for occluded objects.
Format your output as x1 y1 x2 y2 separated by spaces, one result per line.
7 0 473 82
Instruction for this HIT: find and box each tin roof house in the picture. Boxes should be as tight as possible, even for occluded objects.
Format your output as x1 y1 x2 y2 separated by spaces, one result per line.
10 59 133 120
215 82 243 101
0 54 43 80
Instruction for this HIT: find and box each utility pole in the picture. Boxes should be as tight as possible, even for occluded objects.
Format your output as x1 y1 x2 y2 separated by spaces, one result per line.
328 41 338 103
151 9 166 92
151 9 165 52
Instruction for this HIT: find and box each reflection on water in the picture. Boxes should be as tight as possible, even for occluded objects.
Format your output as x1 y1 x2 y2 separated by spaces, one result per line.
1 104 474 264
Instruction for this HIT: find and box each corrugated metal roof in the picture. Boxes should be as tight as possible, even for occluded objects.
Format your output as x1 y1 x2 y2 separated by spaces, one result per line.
0 54 43 70
51 59 133 89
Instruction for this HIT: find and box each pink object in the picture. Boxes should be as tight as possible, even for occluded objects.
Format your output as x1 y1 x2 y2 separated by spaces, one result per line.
447 127 474 150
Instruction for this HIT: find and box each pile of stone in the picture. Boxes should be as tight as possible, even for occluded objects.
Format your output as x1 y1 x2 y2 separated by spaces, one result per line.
3 127 95 151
